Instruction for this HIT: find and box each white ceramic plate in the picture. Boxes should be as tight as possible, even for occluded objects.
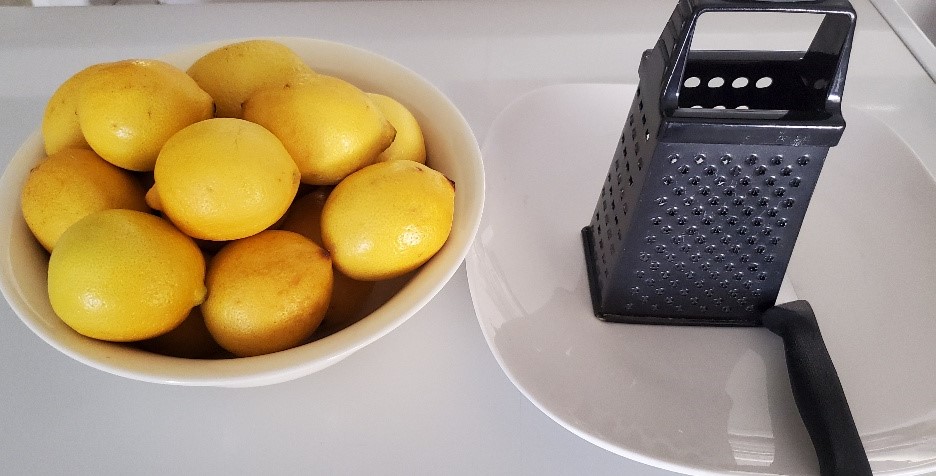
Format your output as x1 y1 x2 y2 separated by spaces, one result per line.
466 83 936 474
0 38 484 387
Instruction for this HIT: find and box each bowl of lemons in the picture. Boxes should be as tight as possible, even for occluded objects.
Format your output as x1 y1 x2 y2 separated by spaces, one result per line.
0 38 483 387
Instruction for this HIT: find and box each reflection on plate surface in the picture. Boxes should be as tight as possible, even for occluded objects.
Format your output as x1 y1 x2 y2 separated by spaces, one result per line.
466 83 936 474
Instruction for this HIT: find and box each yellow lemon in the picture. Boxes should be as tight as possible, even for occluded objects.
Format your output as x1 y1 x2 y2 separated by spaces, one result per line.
21 148 149 251
280 189 375 330
368 93 427 164
187 39 315 118
321 161 454 281
318 271 376 334
42 64 105 156
137 307 227 359
242 74 396 185
48 209 207 342
279 188 329 245
150 118 300 241
202 230 333 357
77 59 214 171
144 185 162 211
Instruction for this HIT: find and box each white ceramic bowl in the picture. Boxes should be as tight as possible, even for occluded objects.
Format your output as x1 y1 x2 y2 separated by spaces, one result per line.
0 37 484 387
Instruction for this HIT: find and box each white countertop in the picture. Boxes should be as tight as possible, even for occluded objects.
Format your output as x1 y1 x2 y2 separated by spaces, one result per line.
1 1 934 475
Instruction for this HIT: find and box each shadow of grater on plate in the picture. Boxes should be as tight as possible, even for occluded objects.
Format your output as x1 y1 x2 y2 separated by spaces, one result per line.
581 1 872 474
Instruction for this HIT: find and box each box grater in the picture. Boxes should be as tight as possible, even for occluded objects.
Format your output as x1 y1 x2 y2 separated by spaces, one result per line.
580 1 873 474
582 0 857 326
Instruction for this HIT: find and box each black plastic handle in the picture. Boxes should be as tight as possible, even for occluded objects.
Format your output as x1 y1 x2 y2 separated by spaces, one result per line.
762 301 871 476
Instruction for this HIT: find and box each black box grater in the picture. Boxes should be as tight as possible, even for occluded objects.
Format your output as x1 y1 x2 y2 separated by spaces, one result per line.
581 1 873 474
582 0 857 326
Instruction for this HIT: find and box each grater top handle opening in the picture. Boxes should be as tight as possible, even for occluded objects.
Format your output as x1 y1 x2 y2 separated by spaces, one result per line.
645 0 856 146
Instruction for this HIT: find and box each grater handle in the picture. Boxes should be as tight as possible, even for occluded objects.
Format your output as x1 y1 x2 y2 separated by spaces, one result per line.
659 0 857 116
762 301 871 476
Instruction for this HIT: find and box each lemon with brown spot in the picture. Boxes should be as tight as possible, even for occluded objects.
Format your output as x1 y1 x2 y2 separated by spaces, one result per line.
48 209 207 342
202 230 333 357
242 73 396 185
321 160 454 281
368 93 427 164
21 148 149 252
76 59 213 171
149 118 300 241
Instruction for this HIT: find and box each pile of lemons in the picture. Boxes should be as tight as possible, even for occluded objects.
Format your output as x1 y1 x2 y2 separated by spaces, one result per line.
21 40 455 358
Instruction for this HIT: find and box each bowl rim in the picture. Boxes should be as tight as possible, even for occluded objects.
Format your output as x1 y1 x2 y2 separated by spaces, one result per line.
0 36 485 387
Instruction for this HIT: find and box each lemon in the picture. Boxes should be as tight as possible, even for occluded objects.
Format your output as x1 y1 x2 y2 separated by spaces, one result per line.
318 271 376 334
42 64 104 156
368 93 427 164
150 118 300 241
279 188 329 245
21 148 149 251
77 59 214 171
48 209 207 342
137 307 226 359
202 230 333 357
144 185 162 211
280 189 375 329
321 161 455 281
242 74 396 185
187 39 315 118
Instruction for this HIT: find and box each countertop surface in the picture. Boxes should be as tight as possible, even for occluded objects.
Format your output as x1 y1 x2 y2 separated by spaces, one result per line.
1 1 934 475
